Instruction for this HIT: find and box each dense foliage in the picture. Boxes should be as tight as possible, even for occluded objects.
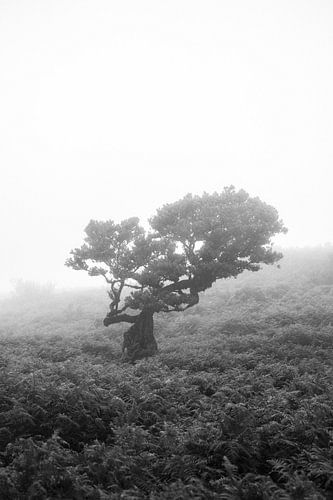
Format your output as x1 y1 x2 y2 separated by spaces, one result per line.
0 246 332 499
65 188 286 362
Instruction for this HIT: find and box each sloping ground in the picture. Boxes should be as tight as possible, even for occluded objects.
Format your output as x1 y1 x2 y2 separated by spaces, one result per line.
0 275 332 499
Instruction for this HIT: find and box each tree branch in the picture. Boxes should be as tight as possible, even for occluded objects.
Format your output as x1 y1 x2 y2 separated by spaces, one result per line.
175 301 198 312
101 274 112 284
103 313 139 326
160 278 193 294
161 301 197 313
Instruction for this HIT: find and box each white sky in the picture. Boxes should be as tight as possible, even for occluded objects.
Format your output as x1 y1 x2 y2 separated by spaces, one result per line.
0 0 332 291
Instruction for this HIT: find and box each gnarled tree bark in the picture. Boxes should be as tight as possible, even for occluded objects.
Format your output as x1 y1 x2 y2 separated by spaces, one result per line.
121 309 158 363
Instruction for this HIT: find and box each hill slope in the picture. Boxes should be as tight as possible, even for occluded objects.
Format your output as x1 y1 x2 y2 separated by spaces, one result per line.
0 246 332 498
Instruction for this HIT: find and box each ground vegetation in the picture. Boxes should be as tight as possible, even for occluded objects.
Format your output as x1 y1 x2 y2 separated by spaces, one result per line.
0 246 332 498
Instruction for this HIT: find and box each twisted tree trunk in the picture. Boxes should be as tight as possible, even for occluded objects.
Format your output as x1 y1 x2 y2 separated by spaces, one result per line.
121 309 158 363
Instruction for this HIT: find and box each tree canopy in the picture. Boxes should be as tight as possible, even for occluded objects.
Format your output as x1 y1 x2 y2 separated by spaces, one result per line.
66 187 287 329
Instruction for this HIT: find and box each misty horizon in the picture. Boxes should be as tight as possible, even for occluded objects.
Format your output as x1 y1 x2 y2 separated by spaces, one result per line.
1 242 332 298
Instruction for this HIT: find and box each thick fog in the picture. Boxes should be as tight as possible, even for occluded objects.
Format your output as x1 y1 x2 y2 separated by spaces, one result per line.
0 0 332 292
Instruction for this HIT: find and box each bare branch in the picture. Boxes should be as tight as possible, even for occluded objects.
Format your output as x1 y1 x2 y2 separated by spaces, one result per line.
160 278 193 294
161 302 197 313
101 274 112 284
103 313 139 326
175 301 198 312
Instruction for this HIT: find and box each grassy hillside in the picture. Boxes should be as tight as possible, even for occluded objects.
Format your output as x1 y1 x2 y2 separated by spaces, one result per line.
0 247 332 499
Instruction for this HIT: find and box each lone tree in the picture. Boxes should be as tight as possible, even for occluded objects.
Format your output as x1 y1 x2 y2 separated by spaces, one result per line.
66 187 286 362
